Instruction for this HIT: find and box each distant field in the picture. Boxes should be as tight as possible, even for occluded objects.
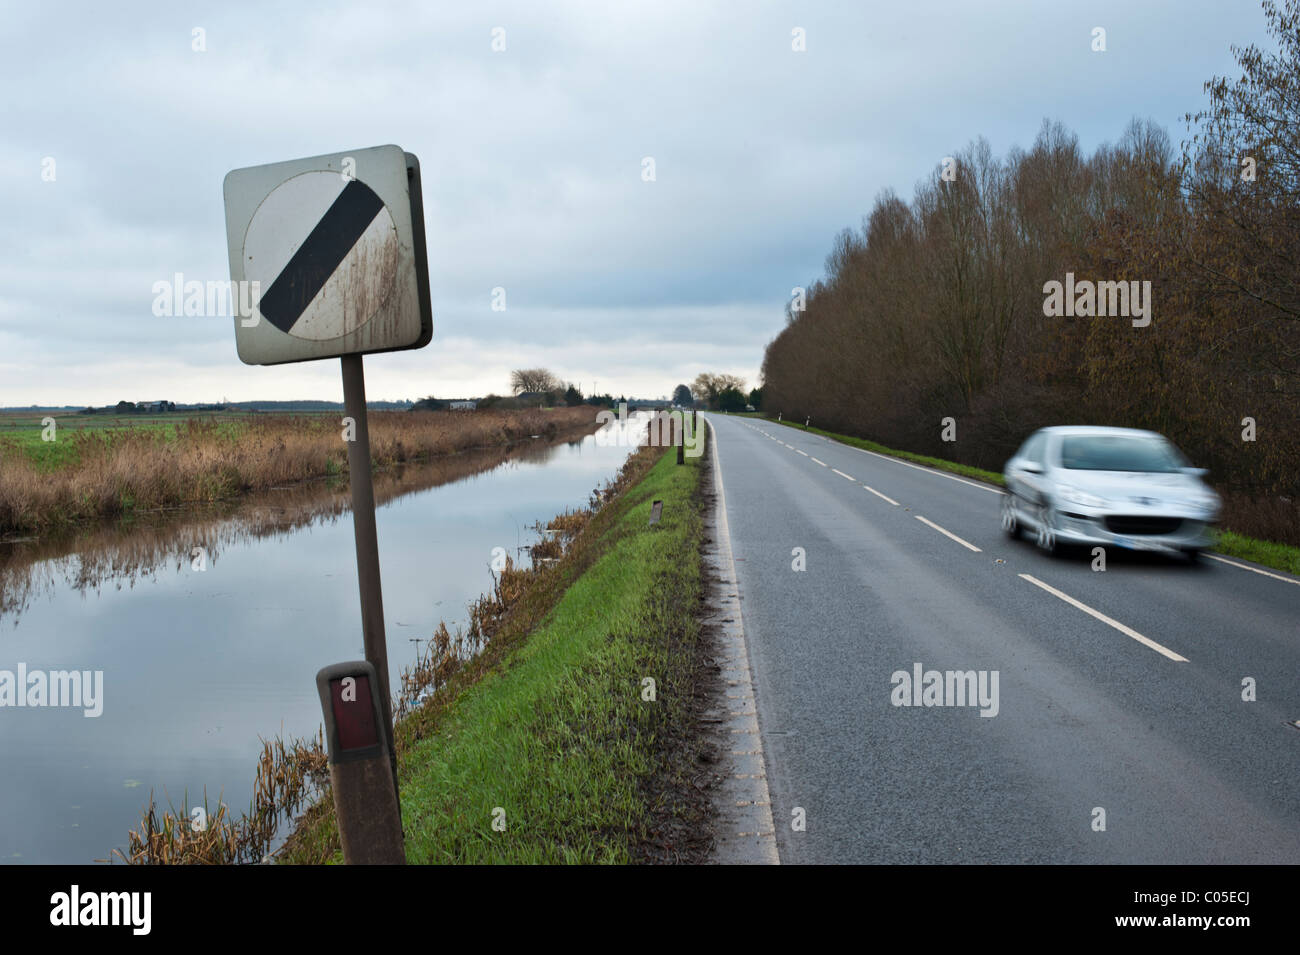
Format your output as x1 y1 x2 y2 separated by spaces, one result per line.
0 411 335 471
0 410 336 431
0 406 600 536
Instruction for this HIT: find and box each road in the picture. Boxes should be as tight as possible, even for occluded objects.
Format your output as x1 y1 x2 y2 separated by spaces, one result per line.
707 413 1300 863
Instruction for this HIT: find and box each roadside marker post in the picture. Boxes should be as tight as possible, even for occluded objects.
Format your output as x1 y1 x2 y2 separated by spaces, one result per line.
224 145 432 858
315 662 405 864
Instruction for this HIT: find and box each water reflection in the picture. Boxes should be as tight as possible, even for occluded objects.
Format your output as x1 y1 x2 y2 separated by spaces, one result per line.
0 420 635 863
0 431 593 624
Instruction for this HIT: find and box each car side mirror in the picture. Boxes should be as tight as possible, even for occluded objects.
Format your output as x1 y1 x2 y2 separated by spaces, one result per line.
1021 461 1044 474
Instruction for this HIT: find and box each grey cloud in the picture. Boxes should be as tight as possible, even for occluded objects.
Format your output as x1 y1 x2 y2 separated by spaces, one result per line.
0 0 1272 404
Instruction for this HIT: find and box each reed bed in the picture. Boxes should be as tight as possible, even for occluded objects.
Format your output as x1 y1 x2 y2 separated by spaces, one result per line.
105 730 328 865
0 438 567 624
0 407 597 537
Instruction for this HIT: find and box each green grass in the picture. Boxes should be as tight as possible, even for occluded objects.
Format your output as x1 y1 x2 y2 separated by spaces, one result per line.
1213 530 1300 576
284 441 710 864
0 429 84 471
748 413 1300 578
0 413 251 471
400 449 704 863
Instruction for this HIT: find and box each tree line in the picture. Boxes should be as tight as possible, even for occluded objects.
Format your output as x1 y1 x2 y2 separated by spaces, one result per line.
760 0 1300 544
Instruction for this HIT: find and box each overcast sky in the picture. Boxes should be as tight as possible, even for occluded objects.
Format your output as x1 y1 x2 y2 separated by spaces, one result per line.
0 0 1272 406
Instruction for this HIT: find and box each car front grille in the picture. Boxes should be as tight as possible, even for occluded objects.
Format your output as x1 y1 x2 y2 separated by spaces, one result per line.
1104 516 1183 536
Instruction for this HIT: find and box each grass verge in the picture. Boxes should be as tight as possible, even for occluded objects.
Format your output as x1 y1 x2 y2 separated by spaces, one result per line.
281 436 717 864
1213 530 1300 576
752 414 1300 577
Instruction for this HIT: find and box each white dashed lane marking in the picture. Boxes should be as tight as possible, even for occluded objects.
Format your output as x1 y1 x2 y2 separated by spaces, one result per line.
914 515 982 552
1018 573 1188 662
846 444 1003 495
863 485 900 506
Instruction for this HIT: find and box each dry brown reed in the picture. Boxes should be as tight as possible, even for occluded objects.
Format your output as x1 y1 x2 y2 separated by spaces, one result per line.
106 729 327 865
0 437 575 623
0 407 597 537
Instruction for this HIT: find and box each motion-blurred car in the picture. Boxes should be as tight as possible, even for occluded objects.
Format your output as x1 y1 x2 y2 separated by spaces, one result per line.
1001 426 1219 561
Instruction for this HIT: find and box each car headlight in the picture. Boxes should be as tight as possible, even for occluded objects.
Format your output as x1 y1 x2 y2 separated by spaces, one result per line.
1057 486 1108 508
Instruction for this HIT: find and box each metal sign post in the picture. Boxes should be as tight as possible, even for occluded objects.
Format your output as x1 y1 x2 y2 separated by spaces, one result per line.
223 144 432 859
341 352 398 797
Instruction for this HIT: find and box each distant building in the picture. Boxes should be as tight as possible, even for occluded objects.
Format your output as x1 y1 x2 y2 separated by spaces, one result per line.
449 400 477 410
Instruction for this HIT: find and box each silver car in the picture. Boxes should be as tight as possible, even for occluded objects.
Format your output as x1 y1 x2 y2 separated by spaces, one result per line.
1001 426 1220 560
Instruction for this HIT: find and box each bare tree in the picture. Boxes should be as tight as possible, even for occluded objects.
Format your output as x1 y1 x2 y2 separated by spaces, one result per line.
510 368 561 395
692 372 745 404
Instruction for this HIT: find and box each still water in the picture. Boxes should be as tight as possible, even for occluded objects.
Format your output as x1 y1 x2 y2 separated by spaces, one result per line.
0 417 644 863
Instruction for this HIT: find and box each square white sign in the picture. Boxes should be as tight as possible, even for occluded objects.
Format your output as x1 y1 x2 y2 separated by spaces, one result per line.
223 144 432 365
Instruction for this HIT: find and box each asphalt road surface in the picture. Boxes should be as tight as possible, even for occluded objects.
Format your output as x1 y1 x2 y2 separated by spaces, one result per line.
708 413 1300 863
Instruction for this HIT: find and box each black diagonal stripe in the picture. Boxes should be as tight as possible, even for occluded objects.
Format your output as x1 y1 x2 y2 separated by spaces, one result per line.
258 179 386 334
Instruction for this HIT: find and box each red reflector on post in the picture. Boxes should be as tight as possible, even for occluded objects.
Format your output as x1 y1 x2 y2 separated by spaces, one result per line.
330 674 379 750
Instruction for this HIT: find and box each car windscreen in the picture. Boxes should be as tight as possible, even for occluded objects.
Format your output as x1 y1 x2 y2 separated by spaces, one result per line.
1059 435 1185 472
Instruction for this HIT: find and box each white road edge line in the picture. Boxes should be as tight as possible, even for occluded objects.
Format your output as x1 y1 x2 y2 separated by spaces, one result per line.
863 485 900 506
768 430 999 494
1018 573 1188 662
851 445 1002 494
914 515 982 552
810 457 827 467
832 469 855 481
764 417 1002 495
1206 554 1300 586
708 419 781 864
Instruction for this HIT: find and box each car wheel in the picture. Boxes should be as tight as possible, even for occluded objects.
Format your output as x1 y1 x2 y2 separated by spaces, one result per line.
1182 548 1203 565
1035 503 1058 556
1001 494 1022 539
